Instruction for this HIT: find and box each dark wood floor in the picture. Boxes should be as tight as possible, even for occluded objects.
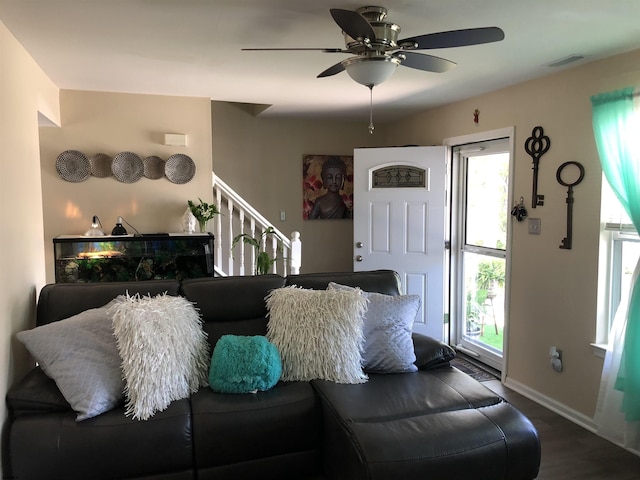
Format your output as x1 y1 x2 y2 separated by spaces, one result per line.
484 380 640 479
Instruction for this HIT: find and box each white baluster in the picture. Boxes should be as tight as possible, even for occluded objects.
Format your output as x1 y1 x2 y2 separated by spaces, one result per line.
215 186 223 274
282 244 289 277
290 231 301 275
270 232 278 275
250 219 256 275
238 208 245 276
227 198 234 275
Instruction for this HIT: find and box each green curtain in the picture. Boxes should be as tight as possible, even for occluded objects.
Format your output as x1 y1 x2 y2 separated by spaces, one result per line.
591 87 640 421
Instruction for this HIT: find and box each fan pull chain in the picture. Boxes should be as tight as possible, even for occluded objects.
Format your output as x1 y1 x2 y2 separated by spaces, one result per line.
368 85 375 134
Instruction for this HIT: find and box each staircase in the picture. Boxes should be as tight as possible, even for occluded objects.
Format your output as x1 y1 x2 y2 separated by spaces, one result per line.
211 173 301 277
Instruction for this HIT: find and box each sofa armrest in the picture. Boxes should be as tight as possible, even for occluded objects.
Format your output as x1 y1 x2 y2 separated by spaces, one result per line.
412 333 455 370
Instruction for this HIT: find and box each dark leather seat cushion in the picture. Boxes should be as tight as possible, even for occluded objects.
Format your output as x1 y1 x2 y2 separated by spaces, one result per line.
190 381 321 471
313 368 540 480
5 399 193 480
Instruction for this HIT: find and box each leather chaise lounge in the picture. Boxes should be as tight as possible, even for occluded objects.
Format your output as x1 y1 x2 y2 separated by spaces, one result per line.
3 270 540 479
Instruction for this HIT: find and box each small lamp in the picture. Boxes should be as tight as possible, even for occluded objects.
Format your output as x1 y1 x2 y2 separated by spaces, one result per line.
84 215 105 236
111 216 128 235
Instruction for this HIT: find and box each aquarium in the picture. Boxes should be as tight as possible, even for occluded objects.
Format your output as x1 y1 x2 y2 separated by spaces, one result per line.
53 233 214 283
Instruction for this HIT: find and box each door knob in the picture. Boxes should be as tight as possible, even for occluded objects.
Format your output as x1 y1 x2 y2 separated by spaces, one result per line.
355 255 363 262
355 242 363 248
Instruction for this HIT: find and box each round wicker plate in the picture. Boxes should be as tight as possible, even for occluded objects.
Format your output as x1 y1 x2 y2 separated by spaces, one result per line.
112 152 144 183
144 155 165 180
56 150 90 182
165 154 196 184
90 153 113 178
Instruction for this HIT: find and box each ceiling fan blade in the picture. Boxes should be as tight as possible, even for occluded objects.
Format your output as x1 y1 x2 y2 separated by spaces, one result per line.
317 61 345 78
242 48 347 53
330 8 376 41
397 52 456 73
400 27 505 50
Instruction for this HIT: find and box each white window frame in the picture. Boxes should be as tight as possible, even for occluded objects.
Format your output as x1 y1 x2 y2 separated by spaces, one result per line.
596 177 639 354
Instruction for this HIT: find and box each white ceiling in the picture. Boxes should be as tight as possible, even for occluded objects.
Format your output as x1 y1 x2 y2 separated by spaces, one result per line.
1 1 639 122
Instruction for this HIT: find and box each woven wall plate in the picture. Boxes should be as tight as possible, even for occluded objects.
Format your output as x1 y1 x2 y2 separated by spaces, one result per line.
56 150 90 182
112 152 144 183
144 155 165 180
90 153 113 178
165 154 196 184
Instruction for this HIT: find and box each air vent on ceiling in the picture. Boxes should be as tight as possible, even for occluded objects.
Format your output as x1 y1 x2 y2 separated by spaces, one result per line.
548 54 584 68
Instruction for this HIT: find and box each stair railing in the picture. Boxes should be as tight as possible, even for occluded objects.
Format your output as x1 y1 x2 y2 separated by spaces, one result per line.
212 172 301 277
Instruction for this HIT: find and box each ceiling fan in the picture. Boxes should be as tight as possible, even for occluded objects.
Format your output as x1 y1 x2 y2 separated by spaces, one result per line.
243 6 505 87
243 6 504 133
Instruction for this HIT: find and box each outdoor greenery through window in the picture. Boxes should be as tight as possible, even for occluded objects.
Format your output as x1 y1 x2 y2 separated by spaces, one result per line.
462 150 509 354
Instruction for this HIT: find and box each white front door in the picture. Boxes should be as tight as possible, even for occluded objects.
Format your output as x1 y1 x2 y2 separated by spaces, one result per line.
353 147 447 341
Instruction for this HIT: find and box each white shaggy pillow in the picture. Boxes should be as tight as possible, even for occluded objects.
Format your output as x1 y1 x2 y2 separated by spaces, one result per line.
108 293 209 420
265 286 368 384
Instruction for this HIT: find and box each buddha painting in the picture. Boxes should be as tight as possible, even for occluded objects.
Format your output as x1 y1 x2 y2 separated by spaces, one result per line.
303 155 353 220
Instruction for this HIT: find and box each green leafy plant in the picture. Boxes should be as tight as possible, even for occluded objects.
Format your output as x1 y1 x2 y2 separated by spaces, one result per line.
232 226 283 275
475 260 505 294
188 198 220 231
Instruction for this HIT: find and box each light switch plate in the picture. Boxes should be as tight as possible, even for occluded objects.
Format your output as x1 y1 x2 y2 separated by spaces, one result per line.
528 218 541 235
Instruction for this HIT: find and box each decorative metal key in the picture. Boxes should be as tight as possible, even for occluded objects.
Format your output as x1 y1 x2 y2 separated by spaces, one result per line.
525 126 551 208
556 161 585 250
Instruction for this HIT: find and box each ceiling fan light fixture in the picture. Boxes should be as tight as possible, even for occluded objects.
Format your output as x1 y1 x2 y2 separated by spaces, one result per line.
342 55 401 87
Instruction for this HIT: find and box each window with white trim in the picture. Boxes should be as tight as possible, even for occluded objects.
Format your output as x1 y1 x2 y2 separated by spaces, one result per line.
598 178 639 346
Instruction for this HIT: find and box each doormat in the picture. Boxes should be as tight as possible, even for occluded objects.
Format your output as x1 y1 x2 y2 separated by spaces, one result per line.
451 357 499 382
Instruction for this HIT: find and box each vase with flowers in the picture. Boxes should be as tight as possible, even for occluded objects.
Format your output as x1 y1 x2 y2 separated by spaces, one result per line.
188 198 220 233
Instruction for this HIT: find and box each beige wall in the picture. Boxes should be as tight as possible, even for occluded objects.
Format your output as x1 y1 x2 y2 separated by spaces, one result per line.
379 49 640 418
39 90 213 283
211 101 384 273
0 19 59 474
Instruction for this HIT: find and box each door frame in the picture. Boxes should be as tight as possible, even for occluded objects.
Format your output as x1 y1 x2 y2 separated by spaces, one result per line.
444 127 515 381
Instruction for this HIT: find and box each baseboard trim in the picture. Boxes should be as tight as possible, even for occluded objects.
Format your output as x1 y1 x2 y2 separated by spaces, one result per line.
503 377 597 433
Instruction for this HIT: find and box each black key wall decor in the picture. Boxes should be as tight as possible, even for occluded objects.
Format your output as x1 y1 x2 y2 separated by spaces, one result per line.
556 161 585 250
524 126 551 208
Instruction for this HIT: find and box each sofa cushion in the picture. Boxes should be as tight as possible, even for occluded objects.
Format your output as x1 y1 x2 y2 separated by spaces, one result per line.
190 382 322 473
329 283 420 373
209 335 282 394
36 280 181 326
181 275 286 349
109 293 209 420
265 286 368 384
5 399 195 480
16 304 124 421
285 269 401 295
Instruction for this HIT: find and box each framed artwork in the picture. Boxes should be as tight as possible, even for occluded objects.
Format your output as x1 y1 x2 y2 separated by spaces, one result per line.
303 154 353 220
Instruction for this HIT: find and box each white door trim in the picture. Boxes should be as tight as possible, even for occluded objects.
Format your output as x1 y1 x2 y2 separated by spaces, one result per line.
444 127 515 382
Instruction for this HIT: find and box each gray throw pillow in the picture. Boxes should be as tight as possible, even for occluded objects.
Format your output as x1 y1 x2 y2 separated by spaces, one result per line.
16 305 124 421
328 283 420 373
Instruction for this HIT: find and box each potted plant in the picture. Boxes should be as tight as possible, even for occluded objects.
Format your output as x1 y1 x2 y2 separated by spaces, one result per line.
188 198 220 233
232 226 283 275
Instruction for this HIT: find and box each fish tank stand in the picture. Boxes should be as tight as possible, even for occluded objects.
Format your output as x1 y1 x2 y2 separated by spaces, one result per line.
53 233 214 283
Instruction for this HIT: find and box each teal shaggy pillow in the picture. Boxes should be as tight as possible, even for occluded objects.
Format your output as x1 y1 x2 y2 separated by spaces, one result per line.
209 335 282 394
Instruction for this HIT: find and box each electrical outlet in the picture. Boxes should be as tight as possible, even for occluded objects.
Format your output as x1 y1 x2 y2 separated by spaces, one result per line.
528 218 541 235
549 346 563 372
